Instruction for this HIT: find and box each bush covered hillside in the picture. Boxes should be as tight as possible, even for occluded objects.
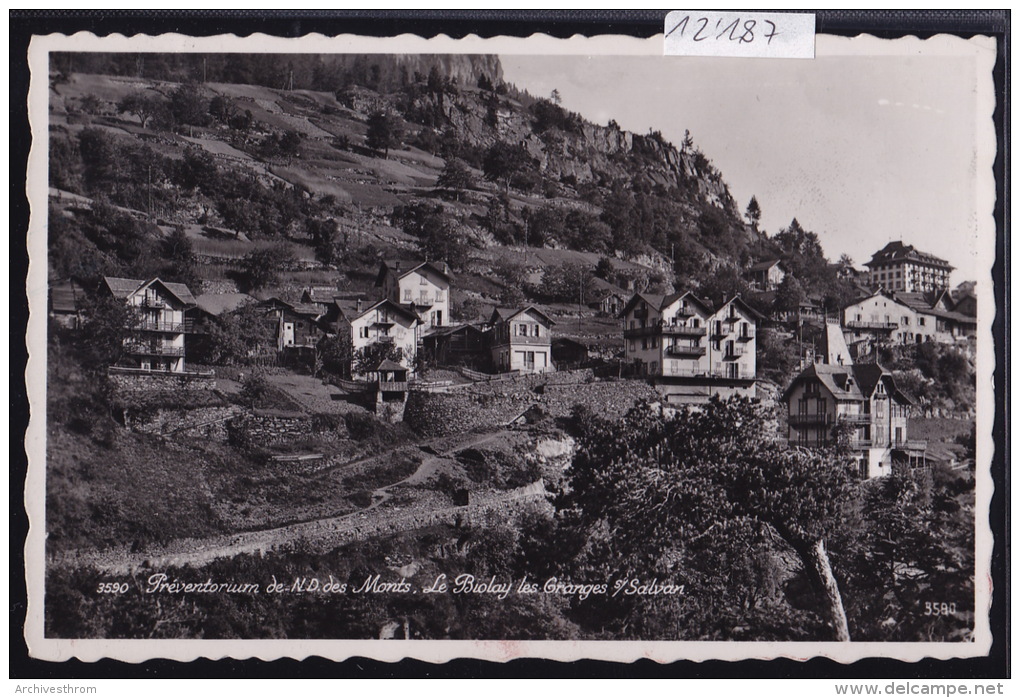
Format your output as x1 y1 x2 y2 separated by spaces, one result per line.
46 53 769 307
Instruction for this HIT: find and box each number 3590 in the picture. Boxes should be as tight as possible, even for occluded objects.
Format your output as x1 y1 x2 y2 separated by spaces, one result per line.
924 602 957 616
96 582 129 594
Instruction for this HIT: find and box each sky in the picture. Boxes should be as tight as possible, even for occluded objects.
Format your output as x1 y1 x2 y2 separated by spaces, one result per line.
500 46 990 286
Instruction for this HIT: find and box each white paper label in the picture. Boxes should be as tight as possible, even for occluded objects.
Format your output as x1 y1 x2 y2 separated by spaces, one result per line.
664 11 815 59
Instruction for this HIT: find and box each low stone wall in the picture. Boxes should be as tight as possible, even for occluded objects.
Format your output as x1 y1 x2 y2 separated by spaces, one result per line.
404 376 659 437
227 410 349 447
109 370 217 393
125 404 241 441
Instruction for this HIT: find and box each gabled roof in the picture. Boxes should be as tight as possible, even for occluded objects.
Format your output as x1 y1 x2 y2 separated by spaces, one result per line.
747 259 784 273
717 295 766 321
844 288 913 311
892 291 976 324
618 292 666 318
335 298 420 324
489 306 555 326
424 323 486 338
194 293 256 316
104 277 197 307
375 359 406 372
375 259 452 286
663 290 715 315
782 361 913 405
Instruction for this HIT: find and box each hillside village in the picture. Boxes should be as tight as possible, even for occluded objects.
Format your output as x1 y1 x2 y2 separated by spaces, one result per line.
43 53 978 642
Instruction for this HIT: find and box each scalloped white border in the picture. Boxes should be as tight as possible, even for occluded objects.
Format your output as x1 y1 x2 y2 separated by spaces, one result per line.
24 30 998 665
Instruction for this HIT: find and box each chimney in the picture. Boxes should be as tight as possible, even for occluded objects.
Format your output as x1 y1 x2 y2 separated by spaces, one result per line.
356 298 363 313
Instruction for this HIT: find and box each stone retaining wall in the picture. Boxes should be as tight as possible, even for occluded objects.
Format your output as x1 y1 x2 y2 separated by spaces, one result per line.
405 376 659 437
125 405 241 441
227 411 349 447
109 371 217 393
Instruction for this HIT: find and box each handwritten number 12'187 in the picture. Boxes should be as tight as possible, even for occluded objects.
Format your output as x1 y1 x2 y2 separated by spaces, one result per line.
666 16 780 45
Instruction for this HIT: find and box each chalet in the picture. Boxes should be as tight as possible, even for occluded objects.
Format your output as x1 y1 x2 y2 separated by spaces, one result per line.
783 362 925 478
842 291 919 344
745 259 786 291
376 260 451 331
104 277 197 373
843 290 975 345
421 323 489 368
892 290 976 342
864 241 953 293
259 298 324 353
300 287 367 315
332 298 420 375
620 291 760 403
589 290 627 316
489 306 555 373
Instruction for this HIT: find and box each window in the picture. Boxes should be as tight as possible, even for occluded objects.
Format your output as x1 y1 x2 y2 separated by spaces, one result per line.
420 274 428 285
403 289 412 301
651 336 658 349
629 340 636 352
918 317 926 326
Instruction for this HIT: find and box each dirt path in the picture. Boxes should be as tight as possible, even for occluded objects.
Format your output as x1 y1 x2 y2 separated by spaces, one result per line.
49 430 510 576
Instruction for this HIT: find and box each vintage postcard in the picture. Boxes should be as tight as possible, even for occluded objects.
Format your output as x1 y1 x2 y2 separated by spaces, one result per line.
23 29 998 665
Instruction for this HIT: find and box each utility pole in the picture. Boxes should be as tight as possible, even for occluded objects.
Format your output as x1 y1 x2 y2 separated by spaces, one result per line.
147 165 153 222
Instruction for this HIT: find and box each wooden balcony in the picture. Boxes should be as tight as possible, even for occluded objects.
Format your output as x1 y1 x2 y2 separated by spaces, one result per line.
377 381 408 392
506 335 551 347
625 322 705 339
137 320 191 333
663 324 706 337
892 438 927 451
666 345 706 357
846 320 898 331
125 343 185 357
788 412 835 426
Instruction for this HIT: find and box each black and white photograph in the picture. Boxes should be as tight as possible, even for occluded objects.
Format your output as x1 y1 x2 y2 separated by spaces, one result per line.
23 28 998 665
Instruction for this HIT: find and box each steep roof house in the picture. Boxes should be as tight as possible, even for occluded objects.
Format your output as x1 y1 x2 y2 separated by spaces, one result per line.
783 362 925 478
620 291 760 403
745 259 787 291
376 260 452 332
104 276 198 373
489 306 555 374
332 298 420 376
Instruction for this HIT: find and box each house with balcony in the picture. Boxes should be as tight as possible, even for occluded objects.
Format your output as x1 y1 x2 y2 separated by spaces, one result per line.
104 277 197 373
489 306 555 373
620 291 760 403
376 260 451 332
332 298 420 376
745 259 786 291
892 290 977 343
842 290 920 345
258 297 325 354
783 362 925 478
